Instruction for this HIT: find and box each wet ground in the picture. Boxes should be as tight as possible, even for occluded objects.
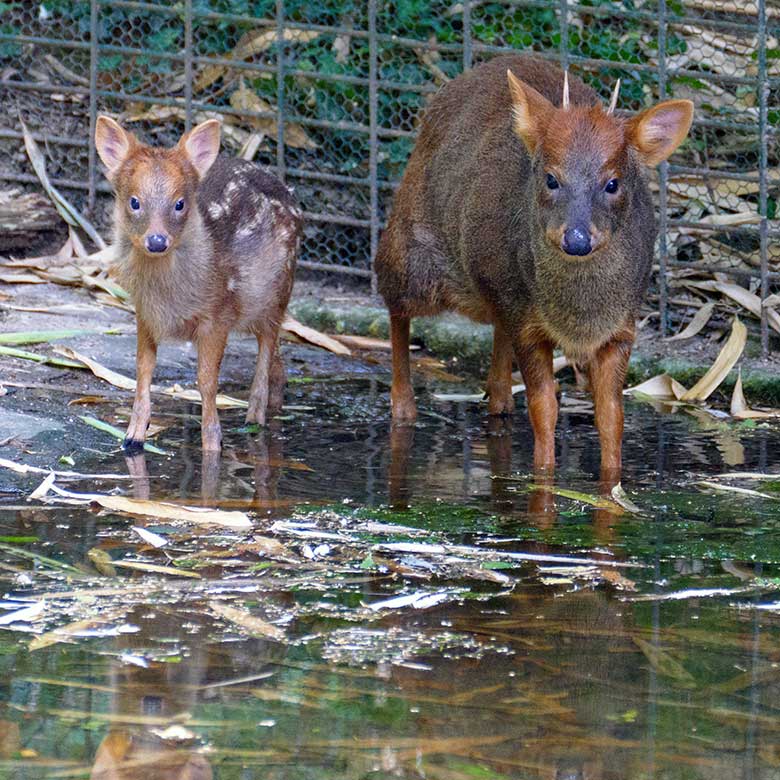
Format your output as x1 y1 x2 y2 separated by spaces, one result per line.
3 285 780 778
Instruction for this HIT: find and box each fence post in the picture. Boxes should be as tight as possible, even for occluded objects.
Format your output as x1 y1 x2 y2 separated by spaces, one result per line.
463 0 472 71
276 0 286 183
87 0 98 214
758 0 770 357
369 0 379 294
657 0 669 335
184 0 193 132
558 0 568 68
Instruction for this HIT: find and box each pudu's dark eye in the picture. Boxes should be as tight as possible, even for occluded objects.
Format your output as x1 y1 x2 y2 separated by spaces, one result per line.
174 198 185 212
605 178 619 194
129 196 140 211
546 173 560 190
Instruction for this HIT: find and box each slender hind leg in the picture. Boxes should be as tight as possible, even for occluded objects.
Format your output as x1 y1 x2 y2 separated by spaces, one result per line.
247 330 274 425
389 314 417 422
486 322 515 416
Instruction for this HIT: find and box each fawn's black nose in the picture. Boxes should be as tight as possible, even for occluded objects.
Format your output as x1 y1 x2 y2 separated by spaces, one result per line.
145 233 169 253
562 227 592 257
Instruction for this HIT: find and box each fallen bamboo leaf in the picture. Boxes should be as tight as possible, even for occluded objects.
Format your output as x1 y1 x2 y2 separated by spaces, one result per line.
0 271 46 284
684 280 780 335
29 610 128 651
372 541 643 568
55 347 136 391
633 637 695 684
624 373 687 400
0 601 45 626
610 484 643 514
664 301 715 342
330 333 419 351
0 345 83 368
209 601 285 641
79 416 168 456
87 547 117 577
680 317 747 402
131 526 168 548
162 384 248 409
282 315 351 355
42 482 252 529
629 586 753 602
365 590 455 611
112 560 201 578
730 369 780 419
0 329 113 345
695 480 779 500
20 118 106 249
527 484 626 514
28 472 56 501
0 456 134 481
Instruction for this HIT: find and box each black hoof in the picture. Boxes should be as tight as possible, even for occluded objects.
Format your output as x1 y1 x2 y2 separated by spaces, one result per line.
122 437 145 454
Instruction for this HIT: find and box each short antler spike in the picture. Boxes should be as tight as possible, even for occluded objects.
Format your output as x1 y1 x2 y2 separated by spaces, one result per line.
562 70 570 110
607 78 621 115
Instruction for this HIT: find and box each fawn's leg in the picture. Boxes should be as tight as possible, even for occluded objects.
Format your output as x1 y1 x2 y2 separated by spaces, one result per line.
390 314 417 422
124 319 157 453
247 330 274 425
124 453 150 500
197 323 229 452
268 342 286 413
587 329 634 488
486 322 514 416
514 337 558 473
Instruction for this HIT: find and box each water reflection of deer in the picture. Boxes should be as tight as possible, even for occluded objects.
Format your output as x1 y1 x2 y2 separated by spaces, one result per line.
90 605 286 780
125 423 284 508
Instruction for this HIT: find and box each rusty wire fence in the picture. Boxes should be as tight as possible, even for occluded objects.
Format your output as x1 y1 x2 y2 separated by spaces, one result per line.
0 1 778 346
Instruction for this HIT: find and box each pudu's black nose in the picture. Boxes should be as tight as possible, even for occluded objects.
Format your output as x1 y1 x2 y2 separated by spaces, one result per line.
562 226 592 257
146 233 169 253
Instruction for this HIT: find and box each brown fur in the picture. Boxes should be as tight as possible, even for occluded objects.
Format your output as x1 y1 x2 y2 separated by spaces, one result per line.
375 55 693 478
96 116 301 452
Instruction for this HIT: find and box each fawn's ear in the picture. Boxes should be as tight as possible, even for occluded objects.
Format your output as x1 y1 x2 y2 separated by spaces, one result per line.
507 69 553 154
627 99 693 166
179 119 221 178
95 115 135 175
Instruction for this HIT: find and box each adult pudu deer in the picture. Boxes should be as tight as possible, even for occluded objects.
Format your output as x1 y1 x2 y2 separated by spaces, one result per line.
95 116 301 453
376 55 693 481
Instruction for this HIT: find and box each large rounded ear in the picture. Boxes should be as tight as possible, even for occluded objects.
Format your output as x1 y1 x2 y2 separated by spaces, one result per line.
95 115 136 175
627 99 694 166
506 69 554 154
178 119 221 178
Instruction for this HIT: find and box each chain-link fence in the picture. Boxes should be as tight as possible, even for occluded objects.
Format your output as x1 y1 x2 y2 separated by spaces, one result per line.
0 1 777 347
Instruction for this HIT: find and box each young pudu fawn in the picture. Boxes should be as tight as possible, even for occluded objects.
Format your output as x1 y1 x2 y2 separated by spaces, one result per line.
95 116 301 452
376 55 693 481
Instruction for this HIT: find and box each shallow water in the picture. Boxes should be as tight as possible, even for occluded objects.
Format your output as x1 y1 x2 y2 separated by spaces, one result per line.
2 370 780 779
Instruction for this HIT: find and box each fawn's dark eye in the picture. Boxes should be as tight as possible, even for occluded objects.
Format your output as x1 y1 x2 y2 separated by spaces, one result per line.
174 198 185 212
605 178 619 194
129 196 140 211
546 173 559 190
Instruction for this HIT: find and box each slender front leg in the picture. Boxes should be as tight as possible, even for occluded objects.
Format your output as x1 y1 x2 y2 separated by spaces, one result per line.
587 329 634 487
197 323 229 452
514 336 558 473
247 330 274 425
390 314 417 422
267 342 286 414
124 318 157 453
486 322 515 416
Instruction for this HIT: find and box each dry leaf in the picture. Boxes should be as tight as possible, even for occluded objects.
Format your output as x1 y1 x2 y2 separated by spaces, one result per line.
625 374 687 400
93 496 251 529
209 601 285 641
684 280 780 335
680 317 747 402
665 301 715 342
730 369 780 419
282 315 351 355
112 560 201 578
